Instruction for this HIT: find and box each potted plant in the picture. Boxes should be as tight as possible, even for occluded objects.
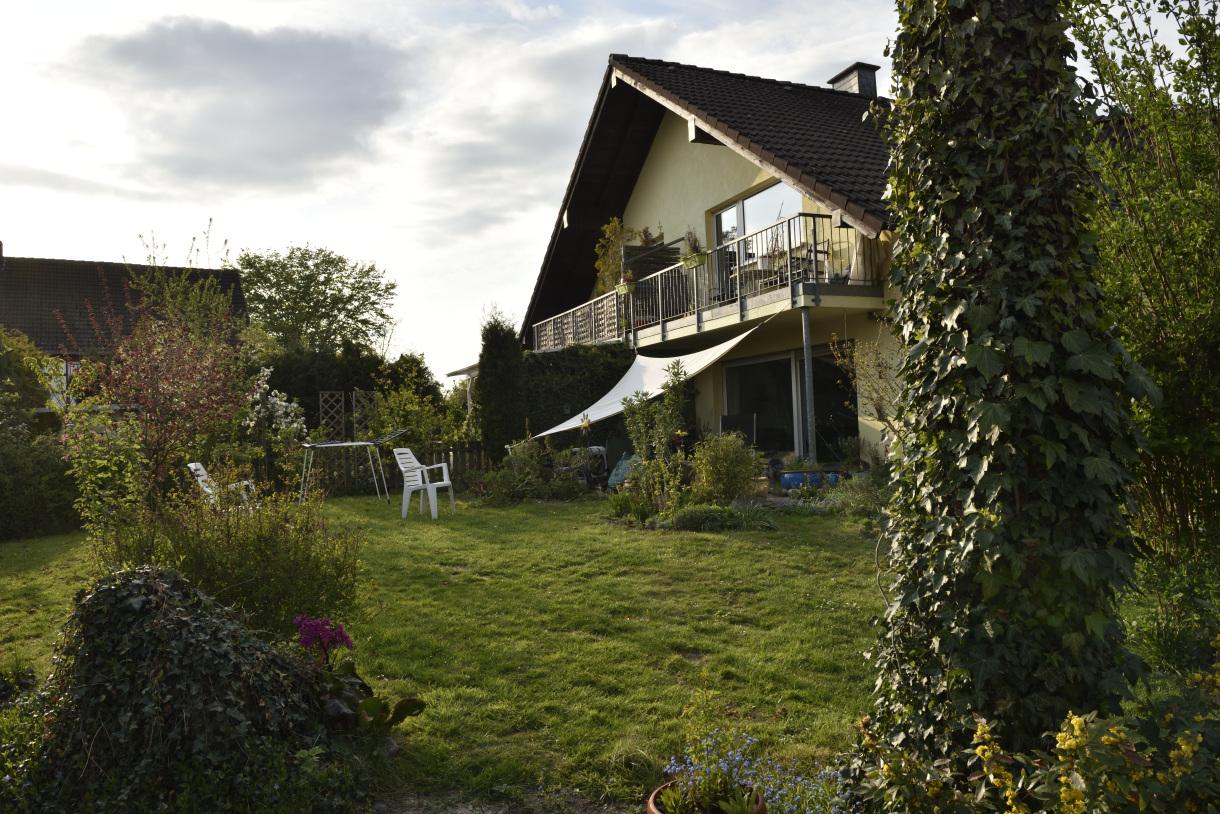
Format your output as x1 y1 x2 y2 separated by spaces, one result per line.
778 456 819 490
649 731 766 814
681 229 706 270
778 455 847 490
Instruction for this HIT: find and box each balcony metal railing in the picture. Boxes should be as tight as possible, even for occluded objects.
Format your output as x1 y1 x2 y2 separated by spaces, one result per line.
531 213 884 351
531 290 625 353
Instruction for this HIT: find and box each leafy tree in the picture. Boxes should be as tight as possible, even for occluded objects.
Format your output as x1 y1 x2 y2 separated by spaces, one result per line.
236 246 396 353
858 0 1150 794
67 318 249 502
379 351 443 409
0 327 52 413
1069 0 1219 657
474 311 524 463
266 341 385 431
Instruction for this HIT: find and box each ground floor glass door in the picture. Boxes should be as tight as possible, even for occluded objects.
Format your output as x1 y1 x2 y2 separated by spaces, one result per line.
722 347 859 460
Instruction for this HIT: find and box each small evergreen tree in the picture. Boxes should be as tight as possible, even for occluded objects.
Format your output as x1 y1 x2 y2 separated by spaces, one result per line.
474 311 525 463
859 0 1151 792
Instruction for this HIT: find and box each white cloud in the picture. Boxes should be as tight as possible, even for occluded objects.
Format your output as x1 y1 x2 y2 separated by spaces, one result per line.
74 17 408 189
0 0 898 380
495 0 564 22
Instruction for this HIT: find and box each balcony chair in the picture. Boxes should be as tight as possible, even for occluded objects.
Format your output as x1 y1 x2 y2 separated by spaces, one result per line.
393 447 455 520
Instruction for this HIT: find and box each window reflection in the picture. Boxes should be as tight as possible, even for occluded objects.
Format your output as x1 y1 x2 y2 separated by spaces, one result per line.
742 183 802 234
715 206 737 245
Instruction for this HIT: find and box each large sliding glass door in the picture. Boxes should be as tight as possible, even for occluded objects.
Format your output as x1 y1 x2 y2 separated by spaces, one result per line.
721 346 859 460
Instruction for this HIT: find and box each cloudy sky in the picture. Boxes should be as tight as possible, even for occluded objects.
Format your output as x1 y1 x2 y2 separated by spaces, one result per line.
1 0 899 380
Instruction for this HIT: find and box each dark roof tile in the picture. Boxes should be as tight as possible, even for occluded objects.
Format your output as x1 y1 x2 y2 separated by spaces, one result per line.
611 54 890 225
0 256 245 356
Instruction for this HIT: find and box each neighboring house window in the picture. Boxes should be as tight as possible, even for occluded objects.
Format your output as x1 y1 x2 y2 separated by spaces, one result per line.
713 182 804 247
44 359 79 411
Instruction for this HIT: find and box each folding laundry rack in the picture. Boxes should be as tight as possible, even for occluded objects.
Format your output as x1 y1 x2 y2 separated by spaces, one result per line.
298 429 407 503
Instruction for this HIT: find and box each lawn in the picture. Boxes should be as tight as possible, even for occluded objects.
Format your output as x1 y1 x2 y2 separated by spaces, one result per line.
0 497 883 806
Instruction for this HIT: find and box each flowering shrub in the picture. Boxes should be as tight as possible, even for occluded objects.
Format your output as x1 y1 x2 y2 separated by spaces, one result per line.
852 636 1220 812
294 614 354 668
658 730 846 814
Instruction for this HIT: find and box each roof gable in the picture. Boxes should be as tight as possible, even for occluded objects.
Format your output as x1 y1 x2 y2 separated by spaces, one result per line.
610 55 890 232
521 54 891 336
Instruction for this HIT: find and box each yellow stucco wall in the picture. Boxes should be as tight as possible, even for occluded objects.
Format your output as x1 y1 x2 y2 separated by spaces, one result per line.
622 111 774 247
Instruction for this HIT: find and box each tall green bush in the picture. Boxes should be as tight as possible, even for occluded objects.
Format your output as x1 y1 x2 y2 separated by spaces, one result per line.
474 311 525 463
690 432 760 506
860 0 1149 791
1070 0 1220 673
0 331 77 540
17 568 368 813
521 343 633 438
621 361 690 518
0 425 77 541
90 489 363 635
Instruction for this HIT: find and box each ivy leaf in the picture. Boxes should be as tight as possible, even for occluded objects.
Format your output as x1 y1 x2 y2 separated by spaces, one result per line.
976 402 1010 443
1061 549 1095 584
1084 612 1109 639
1082 455 1119 485
1013 336 1053 365
1061 329 1092 353
1067 346 1116 379
1061 379 1102 414
965 344 1004 379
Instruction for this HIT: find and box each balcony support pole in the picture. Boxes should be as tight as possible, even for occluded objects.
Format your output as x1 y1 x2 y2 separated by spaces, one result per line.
800 306 818 464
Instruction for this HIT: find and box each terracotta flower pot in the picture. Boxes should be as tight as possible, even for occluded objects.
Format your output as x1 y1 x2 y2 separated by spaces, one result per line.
647 781 766 814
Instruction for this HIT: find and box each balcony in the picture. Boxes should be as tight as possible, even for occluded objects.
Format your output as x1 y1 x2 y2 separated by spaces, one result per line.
531 213 886 352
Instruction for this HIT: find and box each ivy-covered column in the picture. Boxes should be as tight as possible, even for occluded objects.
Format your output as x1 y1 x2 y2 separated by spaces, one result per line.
860 0 1150 783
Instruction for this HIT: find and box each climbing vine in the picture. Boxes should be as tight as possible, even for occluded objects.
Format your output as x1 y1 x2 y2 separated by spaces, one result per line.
855 0 1152 799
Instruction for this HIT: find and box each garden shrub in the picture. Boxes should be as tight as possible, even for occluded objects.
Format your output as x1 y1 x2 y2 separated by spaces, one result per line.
607 487 654 524
1127 551 1220 674
810 466 892 520
620 362 692 519
0 423 78 541
480 438 590 505
732 500 777 531
854 636 1220 812
667 504 740 532
20 567 366 813
90 488 362 636
689 432 760 506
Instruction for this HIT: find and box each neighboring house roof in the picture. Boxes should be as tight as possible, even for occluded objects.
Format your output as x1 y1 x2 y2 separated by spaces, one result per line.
0 253 246 357
521 54 891 338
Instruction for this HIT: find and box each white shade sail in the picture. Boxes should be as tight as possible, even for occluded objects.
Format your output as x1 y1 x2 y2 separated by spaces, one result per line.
535 327 758 437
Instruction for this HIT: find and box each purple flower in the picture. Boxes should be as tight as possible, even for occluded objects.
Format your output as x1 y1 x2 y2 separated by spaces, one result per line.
293 614 354 667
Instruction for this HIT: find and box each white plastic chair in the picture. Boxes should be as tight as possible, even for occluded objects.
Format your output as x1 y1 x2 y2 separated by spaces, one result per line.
187 463 255 505
392 448 454 520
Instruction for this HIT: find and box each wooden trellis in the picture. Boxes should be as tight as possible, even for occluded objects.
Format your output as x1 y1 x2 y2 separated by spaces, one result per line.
318 391 346 440
351 389 376 440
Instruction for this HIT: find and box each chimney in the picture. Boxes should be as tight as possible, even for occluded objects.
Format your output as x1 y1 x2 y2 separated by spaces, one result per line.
827 62 880 98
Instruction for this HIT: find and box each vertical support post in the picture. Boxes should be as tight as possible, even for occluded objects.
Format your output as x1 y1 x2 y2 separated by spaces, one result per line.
785 217 793 289
801 306 817 464
629 289 637 347
692 259 702 331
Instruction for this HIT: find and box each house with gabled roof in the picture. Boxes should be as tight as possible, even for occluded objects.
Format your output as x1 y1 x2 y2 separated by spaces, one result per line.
0 242 245 401
522 55 895 462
